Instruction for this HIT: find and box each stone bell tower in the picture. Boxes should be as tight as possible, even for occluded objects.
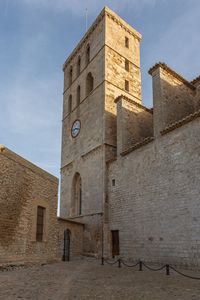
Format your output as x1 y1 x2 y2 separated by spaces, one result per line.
60 7 142 256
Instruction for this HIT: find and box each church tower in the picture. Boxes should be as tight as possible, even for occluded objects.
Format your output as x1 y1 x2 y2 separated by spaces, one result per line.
60 7 142 256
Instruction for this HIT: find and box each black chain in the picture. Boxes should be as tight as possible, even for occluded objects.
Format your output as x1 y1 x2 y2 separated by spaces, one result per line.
169 265 200 280
121 260 140 268
101 257 200 280
104 258 119 266
142 262 166 271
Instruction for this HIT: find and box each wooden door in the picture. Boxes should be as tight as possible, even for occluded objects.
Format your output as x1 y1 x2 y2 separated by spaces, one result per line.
111 230 119 258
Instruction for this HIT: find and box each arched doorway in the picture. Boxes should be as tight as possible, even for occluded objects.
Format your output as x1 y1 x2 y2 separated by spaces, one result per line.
62 229 71 261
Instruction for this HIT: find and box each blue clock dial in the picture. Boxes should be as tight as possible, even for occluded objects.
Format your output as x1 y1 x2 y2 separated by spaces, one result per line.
71 120 81 138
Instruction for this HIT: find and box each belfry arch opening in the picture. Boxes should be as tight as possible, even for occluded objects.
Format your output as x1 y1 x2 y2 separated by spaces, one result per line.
86 72 94 96
71 173 82 216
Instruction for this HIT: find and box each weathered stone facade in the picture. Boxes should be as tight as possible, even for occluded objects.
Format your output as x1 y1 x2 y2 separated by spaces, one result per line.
107 64 200 268
60 7 142 256
0 145 58 264
57 218 84 258
60 6 200 267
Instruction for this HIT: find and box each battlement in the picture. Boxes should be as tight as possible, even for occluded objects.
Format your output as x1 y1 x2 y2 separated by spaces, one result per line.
115 63 200 155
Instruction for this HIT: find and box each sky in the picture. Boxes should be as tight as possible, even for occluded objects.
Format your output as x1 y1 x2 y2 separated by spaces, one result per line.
0 0 200 179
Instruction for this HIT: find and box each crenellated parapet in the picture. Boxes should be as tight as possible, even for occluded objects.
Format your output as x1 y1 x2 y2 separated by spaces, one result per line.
115 63 200 156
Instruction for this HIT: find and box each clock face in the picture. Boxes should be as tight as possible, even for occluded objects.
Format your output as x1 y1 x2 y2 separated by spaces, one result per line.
71 119 81 138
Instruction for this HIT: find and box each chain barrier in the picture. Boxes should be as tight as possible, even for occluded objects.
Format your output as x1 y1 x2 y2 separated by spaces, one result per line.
142 261 166 272
169 265 200 280
101 257 200 280
121 260 140 268
101 257 120 266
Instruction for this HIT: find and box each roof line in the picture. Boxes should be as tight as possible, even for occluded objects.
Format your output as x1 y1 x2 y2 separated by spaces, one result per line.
115 94 153 113
191 75 200 85
148 62 196 91
160 108 200 135
0 145 58 183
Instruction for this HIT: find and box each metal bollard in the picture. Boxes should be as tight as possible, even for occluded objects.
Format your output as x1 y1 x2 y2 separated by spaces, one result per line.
101 257 104 265
118 258 121 268
166 264 170 275
139 261 143 271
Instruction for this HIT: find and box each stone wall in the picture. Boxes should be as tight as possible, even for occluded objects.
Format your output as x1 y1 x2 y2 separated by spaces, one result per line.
104 10 141 148
0 146 58 264
60 146 104 217
57 218 84 259
149 64 197 136
60 214 103 256
60 7 143 257
115 96 153 154
107 115 200 268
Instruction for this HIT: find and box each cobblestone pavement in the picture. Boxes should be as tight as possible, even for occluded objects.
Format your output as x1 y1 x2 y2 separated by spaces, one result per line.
0 258 200 300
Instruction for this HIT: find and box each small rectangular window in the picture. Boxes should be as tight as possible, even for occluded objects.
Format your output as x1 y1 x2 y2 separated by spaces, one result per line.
125 36 129 48
125 59 129 71
125 80 129 92
112 179 115 186
36 206 45 242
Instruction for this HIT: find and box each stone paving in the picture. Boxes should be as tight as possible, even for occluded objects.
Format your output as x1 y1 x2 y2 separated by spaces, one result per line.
0 258 200 300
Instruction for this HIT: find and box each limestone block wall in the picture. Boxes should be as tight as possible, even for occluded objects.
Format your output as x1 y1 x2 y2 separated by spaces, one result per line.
105 47 141 102
60 146 104 217
104 11 142 147
105 7 141 68
149 64 197 136
64 214 103 256
61 85 104 167
115 96 153 154
0 146 58 264
63 50 105 119
108 117 200 268
192 78 200 109
57 218 84 258
63 15 105 92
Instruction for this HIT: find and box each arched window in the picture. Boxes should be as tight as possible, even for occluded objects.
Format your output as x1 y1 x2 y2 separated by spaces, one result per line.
71 173 82 216
86 72 94 96
86 44 90 65
68 95 72 113
69 66 73 85
77 85 81 106
77 56 81 76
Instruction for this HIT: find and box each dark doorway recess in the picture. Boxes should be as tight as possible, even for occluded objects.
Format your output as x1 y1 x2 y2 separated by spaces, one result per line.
111 230 119 258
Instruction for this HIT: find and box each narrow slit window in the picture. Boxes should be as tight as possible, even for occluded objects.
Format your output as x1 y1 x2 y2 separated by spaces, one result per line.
36 206 45 242
125 80 129 92
68 95 72 113
69 66 73 85
86 44 90 65
125 59 129 71
125 36 129 48
86 72 94 96
77 85 81 106
77 57 81 76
